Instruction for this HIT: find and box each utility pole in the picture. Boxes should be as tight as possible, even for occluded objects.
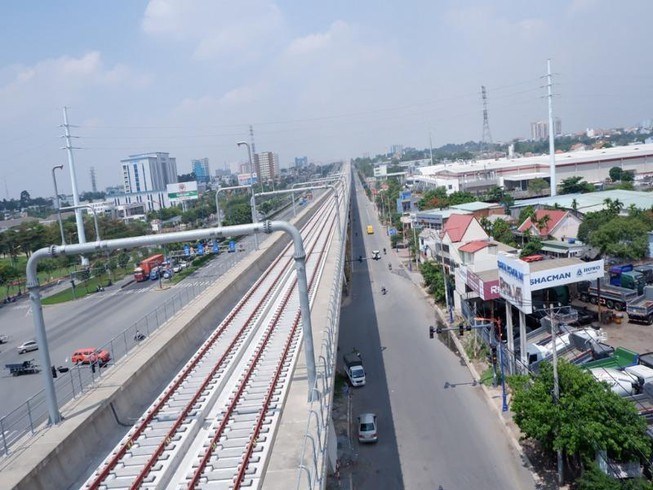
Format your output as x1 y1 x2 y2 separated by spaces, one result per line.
550 303 564 485
61 107 88 266
547 59 557 197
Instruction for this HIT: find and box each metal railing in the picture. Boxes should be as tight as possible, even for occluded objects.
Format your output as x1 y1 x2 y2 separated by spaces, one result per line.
296 173 349 489
0 267 227 458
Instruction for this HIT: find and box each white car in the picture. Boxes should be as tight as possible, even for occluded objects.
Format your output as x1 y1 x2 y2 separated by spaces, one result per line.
357 413 378 443
172 264 182 273
17 339 38 354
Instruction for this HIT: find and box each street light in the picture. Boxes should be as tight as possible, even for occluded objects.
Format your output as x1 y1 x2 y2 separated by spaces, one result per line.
237 141 259 250
436 230 454 323
51 165 66 245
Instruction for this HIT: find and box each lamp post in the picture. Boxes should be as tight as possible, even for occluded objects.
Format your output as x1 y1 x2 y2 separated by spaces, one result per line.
51 165 66 245
237 141 259 250
436 230 454 323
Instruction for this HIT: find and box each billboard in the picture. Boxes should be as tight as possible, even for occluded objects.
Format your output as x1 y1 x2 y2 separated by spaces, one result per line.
498 254 532 313
237 173 258 186
498 255 606 314
167 182 198 201
467 270 500 301
529 260 604 291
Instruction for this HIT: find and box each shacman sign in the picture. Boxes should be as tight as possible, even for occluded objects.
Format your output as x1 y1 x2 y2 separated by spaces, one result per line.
497 253 604 314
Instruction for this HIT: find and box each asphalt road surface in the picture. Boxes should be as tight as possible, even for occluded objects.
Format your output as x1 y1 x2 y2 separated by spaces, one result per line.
337 181 536 489
0 231 261 417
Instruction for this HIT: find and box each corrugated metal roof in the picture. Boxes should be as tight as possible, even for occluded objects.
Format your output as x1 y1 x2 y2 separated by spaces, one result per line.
451 201 504 212
513 189 653 213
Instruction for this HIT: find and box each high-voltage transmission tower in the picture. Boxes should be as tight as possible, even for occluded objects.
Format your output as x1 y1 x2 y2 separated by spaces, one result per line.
481 85 493 154
90 166 97 193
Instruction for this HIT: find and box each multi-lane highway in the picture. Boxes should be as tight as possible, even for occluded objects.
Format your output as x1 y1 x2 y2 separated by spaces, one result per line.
337 179 536 489
0 232 259 418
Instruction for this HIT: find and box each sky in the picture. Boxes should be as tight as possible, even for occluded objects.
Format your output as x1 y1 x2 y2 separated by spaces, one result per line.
1 0 652 200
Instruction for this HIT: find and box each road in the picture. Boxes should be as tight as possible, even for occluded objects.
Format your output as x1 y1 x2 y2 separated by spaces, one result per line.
0 234 259 418
336 181 535 489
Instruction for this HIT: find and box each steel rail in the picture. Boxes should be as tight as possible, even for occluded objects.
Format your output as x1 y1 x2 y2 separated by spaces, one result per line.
86 199 332 489
188 211 333 488
128 206 332 489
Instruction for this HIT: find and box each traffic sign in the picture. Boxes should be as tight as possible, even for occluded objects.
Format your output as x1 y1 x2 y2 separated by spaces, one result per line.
388 227 397 236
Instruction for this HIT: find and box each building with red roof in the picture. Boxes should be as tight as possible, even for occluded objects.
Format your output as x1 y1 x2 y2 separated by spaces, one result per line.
517 209 582 240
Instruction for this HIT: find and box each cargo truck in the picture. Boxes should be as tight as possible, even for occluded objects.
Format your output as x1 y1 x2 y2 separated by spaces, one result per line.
626 286 653 325
577 281 638 311
134 253 165 282
634 265 653 285
343 352 366 387
609 265 646 295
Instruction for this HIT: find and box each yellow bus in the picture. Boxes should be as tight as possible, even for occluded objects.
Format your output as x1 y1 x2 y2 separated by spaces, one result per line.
366 225 374 234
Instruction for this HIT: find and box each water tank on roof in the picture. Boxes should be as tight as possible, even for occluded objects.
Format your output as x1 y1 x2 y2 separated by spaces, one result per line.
568 238 576 244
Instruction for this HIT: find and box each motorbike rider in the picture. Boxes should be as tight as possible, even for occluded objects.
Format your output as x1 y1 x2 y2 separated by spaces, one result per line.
381 286 387 295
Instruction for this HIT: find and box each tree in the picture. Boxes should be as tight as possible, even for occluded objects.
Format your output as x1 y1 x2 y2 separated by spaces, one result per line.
519 237 542 257
609 166 624 182
527 178 549 194
447 191 476 206
491 218 517 246
559 176 594 194
177 173 196 183
19 190 31 208
417 187 448 210
575 464 653 490
509 361 651 475
589 216 650 260
419 261 446 304
622 170 634 182
518 205 536 227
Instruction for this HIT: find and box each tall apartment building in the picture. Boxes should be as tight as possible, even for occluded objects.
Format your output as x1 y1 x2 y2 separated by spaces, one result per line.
530 118 562 141
192 158 210 183
294 156 308 168
121 152 178 193
254 152 280 181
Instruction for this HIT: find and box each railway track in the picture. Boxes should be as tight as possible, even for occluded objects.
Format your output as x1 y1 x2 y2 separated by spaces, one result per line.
83 194 339 489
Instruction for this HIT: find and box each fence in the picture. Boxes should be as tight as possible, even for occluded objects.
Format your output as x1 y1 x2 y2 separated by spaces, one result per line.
296 178 350 489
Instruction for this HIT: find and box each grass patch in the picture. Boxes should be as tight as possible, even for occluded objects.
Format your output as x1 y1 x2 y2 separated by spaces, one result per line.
480 366 497 386
42 276 110 305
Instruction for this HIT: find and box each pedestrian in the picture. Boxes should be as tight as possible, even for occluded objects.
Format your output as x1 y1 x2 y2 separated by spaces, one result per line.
51 365 57 379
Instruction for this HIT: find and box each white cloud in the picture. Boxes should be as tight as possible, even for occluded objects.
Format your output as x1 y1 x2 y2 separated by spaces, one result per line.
567 0 602 16
142 0 285 61
0 52 150 133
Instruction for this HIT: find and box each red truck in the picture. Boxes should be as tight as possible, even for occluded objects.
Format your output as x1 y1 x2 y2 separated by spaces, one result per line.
134 254 165 282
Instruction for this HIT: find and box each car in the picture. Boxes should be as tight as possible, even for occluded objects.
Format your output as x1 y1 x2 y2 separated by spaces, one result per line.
357 413 378 443
17 339 38 354
372 250 381 260
71 348 111 365
172 263 182 273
